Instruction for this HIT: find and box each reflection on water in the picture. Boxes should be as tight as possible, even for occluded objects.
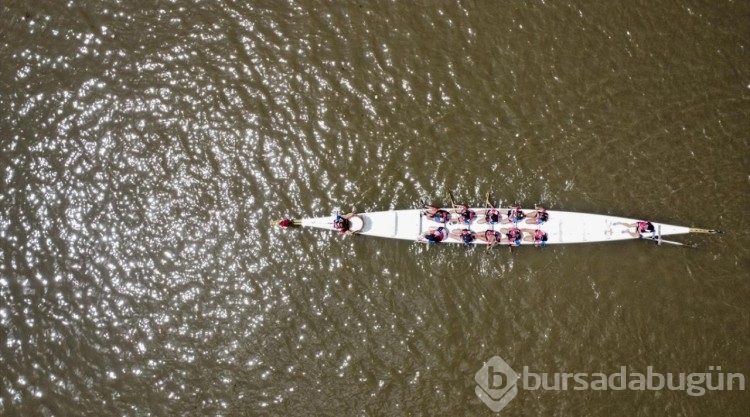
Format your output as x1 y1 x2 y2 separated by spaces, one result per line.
1 0 749 415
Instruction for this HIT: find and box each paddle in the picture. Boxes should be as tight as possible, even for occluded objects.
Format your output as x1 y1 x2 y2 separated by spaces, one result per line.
486 231 504 252
645 236 697 248
475 192 491 225
447 190 465 225
447 190 459 211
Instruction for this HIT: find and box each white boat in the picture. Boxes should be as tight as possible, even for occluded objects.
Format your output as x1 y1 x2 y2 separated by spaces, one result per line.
273 209 721 247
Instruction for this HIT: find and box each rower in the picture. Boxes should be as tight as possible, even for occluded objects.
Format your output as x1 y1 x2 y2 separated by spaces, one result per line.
505 205 526 224
333 212 360 235
532 229 548 247
615 220 656 238
485 208 500 224
459 228 475 247
422 227 447 245
483 229 503 251
423 205 452 224
637 221 656 237
504 227 523 246
434 210 452 223
482 192 501 224
277 218 295 228
456 204 476 225
526 206 549 225
447 191 475 224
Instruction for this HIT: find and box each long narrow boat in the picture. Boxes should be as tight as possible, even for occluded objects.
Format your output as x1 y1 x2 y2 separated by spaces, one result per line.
273 209 721 246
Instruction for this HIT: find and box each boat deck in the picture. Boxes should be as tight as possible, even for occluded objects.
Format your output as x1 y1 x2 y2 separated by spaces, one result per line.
301 209 691 245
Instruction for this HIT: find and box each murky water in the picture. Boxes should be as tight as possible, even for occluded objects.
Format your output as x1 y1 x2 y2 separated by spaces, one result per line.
1 0 748 415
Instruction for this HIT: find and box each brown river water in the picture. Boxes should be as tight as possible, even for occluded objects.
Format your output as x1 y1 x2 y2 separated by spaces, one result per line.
1 0 748 416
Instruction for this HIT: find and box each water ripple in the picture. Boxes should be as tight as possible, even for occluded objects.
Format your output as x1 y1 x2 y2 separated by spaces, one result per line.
0 0 748 415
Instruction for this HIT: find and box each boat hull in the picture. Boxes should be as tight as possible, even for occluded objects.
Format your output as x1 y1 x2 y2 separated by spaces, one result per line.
300 209 691 245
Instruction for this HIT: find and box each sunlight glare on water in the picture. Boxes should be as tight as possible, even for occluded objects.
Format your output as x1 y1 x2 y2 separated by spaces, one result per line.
0 0 748 415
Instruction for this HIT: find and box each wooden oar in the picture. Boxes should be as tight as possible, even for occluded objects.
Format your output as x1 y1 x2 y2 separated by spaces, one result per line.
476 192 491 225
446 190 465 224
447 190 459 211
